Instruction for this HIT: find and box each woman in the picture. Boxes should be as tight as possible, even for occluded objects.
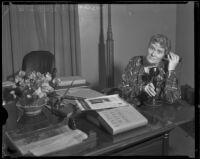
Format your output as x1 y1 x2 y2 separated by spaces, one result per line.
119 34 181 106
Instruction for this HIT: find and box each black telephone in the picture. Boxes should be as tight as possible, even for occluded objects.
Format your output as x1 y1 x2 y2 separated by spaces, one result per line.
163 54 168 61
102 87 122 96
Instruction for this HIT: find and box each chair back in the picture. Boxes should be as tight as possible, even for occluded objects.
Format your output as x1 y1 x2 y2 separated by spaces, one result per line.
181 84 194 105
22 51 56 76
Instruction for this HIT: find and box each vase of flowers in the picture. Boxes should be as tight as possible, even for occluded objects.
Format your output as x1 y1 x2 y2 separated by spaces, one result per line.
7 70 60 116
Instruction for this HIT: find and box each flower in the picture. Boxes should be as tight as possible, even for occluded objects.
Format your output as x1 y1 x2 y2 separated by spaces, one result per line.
4 70 60 107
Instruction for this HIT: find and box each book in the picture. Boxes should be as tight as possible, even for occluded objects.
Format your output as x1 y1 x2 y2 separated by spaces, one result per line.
5 123 88 156
86 105 148 135
2 81 15 88
55 84 89 91
58 76 86 87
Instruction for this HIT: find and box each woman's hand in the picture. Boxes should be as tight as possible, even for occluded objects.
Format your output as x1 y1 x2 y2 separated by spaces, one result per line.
144 83 156 97
168 52 180 71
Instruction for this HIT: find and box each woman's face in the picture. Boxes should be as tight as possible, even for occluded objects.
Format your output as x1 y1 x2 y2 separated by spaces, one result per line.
146 42 165 64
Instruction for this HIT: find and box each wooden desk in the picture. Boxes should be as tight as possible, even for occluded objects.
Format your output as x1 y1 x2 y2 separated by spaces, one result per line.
138 100 194 126
2 88 194 156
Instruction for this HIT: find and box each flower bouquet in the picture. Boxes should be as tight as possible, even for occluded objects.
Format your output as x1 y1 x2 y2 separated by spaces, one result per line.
4 70 60 116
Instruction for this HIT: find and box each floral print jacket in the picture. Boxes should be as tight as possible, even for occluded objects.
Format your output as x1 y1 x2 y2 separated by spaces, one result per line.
119 56 181 106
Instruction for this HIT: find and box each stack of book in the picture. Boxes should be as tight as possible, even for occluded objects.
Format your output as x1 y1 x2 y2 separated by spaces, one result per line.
2 81 15 88
57 76 87 88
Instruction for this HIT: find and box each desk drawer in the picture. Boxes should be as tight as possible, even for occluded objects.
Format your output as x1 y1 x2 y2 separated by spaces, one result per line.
110 135 164 156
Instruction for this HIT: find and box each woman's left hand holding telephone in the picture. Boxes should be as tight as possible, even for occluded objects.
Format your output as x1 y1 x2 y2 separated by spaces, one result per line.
167 52 180 71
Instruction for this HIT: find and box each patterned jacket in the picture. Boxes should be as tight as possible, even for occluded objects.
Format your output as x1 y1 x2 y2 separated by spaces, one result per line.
119 56 181 106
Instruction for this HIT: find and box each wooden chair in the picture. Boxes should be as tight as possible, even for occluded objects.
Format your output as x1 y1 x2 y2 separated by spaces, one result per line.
22 51 56 77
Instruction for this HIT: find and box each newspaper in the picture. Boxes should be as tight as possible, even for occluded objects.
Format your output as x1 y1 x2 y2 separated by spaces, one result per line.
84 94 128 110
8 124 88 156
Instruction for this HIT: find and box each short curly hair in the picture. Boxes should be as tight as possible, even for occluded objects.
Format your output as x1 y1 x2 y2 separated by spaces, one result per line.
148 34 171 55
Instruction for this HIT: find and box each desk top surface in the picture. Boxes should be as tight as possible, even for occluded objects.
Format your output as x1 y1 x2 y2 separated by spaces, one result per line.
3 87 194 156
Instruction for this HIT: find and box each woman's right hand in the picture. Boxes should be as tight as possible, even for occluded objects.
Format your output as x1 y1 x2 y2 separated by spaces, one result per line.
144 83 156 97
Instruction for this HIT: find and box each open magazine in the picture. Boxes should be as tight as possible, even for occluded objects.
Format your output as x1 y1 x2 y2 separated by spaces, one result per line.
83 94 129 110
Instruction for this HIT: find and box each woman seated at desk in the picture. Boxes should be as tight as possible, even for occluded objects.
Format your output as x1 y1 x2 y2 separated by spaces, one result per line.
119 34 181 106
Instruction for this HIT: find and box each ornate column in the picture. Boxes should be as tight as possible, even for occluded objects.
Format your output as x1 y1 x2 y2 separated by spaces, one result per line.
98 4 106 89
106 4 114 87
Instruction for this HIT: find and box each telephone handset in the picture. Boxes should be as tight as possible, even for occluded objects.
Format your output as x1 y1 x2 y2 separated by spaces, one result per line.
162 53 182 63
162 54 168 62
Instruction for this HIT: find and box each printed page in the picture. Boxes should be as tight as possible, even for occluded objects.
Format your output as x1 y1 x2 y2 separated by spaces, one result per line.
84 94 128 110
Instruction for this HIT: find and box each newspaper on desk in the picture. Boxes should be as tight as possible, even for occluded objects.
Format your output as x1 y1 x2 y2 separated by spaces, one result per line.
7 124 88 156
